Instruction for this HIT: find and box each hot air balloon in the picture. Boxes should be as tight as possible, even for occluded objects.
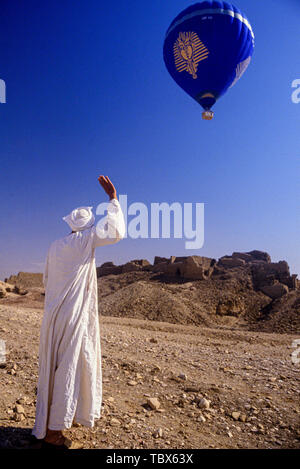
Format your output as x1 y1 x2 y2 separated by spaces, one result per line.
163 1 254 119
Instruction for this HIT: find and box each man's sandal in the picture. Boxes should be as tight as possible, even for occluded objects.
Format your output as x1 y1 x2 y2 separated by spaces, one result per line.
41 434 69 450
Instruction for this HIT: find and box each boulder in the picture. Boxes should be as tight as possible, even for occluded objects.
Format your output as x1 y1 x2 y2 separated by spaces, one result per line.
0 281 15 294
0 280 31 296
260 283 289 300
13 286 28 296
3 283 14 293
147 397 160 410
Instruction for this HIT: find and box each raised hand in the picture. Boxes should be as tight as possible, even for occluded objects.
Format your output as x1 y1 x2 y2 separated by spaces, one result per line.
98 175 117 200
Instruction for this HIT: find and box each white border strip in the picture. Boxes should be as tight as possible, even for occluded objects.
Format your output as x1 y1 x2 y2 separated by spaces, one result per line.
166 8 254 40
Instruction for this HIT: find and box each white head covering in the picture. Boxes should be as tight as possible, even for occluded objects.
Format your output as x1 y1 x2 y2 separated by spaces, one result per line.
63 206 95 232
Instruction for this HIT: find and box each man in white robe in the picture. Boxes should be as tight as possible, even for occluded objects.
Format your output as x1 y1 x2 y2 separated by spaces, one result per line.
32 176 125 447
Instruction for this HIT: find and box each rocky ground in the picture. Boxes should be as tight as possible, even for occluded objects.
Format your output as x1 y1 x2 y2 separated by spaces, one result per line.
0 297 299 449
0 250 299 449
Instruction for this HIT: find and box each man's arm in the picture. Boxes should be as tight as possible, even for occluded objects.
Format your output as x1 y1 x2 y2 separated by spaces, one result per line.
92 175 125 248
98 175 117 201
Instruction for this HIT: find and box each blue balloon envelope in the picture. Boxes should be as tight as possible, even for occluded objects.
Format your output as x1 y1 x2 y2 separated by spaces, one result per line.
163 1 254 119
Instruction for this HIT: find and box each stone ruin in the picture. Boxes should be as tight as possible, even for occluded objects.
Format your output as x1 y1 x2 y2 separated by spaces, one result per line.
97 256 216 280
96 250 298 300
218 251 297 299
3 251 297 302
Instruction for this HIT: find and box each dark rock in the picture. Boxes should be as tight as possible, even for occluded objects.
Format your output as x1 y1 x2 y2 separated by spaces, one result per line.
151 261 183 276
232 252 253 262
218 257 246 268
130 259 151 267
165 262 184 276
154 256 169 265
122 262 142 273
151 261 168 273
211 265 226 276
13 286 29 296
246 250 271 263
251 261 291 289
100 262 115 268
96 265 122 277
260 283 289 299
13 285 28 295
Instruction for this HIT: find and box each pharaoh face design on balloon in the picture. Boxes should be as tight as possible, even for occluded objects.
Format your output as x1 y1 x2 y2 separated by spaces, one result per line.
173 32 209 79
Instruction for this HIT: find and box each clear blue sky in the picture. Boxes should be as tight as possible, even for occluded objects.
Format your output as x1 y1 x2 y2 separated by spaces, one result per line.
0 0 299 280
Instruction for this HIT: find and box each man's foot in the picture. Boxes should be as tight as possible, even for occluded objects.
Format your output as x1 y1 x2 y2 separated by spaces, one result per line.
44 429 66 446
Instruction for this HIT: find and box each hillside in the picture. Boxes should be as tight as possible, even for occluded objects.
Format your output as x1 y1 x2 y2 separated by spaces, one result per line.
2 250 299 334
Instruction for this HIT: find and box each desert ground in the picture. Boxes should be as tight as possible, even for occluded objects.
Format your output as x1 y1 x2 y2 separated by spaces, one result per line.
0 252 299 449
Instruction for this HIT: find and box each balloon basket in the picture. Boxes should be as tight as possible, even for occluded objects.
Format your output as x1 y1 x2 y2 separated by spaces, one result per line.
202 110 214 120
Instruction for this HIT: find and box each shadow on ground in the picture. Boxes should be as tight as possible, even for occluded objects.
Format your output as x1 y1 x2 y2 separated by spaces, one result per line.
0 426 42 449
